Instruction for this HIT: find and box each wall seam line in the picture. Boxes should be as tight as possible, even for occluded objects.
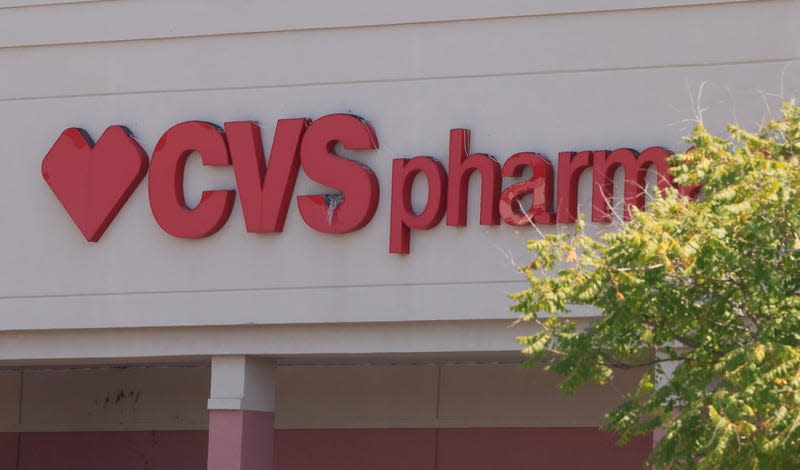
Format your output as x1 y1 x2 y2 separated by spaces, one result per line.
1 56 796 104
0 0 767 49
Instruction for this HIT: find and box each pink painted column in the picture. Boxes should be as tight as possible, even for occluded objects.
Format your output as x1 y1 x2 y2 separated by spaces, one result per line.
207 356 277 470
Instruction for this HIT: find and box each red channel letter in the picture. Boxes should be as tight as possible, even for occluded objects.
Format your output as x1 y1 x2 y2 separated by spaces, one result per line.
148 121 235 238
296 114 380 233
224 119 308 232
389 156 448 254
499 152 555 226
591 147 673 222
555 151 593 223
446 129 502 226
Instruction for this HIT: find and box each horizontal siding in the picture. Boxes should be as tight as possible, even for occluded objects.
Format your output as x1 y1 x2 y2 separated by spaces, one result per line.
436 363 639 428
0 366 210 433
0 0 106 9
276 363 642 429
1 1 797 101
0 282 576 330
0 0 755 48
0 320 543 361
13 366 209 432
276 365 440 429
1 362 639 432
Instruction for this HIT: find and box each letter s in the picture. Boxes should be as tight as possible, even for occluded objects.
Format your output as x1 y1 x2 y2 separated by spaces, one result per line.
297 114 380 233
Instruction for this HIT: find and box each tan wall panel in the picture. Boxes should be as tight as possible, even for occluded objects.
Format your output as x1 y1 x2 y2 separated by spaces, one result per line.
2 61 797 333
275 363 642 429
20 366 210 432
1 1 795 101
13 362 645 430
437 363 642 427
0 370 20 432
0 321 542 362
0 0 754 48
276 365 439 429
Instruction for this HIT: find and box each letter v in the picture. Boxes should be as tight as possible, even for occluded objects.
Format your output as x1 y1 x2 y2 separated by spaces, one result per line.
225 119 309 232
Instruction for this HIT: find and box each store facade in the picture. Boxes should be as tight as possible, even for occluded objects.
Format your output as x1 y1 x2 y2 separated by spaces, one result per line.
0 1 798 469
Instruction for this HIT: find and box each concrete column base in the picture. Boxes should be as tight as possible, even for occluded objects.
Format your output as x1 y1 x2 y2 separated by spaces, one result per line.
207 410 275 470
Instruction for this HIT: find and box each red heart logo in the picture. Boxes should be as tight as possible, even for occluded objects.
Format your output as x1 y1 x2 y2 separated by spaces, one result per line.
41 126 149 241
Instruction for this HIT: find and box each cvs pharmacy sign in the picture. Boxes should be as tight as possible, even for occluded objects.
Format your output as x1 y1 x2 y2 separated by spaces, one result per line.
41 113 694 254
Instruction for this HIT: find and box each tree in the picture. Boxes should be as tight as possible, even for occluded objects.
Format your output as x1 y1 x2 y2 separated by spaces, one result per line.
511 102 800 469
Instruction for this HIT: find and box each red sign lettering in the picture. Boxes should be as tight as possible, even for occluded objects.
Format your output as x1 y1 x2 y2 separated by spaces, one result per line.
148 121 236 238
225 119 307 233
389 156 448 254
296 114 381 234
446 129 502 227
498 152 555 226
41 113 692 253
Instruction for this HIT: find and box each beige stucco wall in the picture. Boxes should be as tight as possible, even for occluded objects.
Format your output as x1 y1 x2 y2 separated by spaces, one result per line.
0 0 797 359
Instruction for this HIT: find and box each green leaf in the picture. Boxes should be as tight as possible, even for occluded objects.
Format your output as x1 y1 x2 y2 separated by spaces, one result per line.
512 101 800 470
